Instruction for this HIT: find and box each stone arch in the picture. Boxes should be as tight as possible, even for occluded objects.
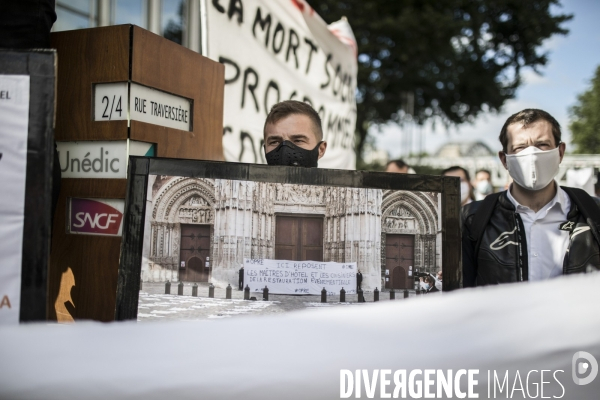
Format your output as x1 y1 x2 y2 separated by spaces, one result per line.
147 177 216 282
153 177 216 222
381 191 437 235
380 190 439 275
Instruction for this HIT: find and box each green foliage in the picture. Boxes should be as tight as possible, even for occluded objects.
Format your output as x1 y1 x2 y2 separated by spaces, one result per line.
306 0 572 159
411 165 444 176
356 159 386 172
569 65 600 154
163 2 184 45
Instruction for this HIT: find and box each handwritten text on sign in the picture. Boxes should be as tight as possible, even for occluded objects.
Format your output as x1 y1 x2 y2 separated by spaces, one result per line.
207 0 357 169
244 259 356 295
93 82 192 131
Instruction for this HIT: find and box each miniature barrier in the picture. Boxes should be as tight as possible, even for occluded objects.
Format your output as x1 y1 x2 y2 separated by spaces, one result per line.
154 282 422 303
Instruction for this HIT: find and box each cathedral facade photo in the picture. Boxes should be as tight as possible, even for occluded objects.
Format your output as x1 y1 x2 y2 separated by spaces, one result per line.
141 176 442 292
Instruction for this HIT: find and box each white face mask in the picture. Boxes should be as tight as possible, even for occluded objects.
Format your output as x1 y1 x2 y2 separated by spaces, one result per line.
475 180 493 195
460 181 471 203
505 146 560 191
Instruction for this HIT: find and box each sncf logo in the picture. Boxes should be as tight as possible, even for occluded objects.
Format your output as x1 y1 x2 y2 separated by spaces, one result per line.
69 198 124 236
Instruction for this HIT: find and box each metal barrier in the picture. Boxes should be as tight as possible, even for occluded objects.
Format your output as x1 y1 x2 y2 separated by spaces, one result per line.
357 289 365 303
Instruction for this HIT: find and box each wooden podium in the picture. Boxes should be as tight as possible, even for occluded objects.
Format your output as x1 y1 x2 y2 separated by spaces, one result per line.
49 25 224 322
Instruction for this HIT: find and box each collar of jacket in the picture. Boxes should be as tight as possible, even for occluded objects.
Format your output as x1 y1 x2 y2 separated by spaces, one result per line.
496 189 582 219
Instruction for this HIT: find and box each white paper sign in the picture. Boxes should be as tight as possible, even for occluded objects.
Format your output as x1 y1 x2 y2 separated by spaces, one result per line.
206 0 358 169
94 82 192 131
244 258 356 295
0 75 30 324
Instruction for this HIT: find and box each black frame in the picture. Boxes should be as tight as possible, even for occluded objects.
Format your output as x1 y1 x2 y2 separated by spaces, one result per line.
0 50 56 322
116 157 461 320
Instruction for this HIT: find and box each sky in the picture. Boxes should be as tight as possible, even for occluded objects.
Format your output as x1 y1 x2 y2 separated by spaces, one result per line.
373 0 600 158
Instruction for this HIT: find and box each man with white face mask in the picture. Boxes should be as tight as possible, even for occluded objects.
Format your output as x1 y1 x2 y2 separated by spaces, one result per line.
473 169 494 200
442 166 474 206
461 109 600 287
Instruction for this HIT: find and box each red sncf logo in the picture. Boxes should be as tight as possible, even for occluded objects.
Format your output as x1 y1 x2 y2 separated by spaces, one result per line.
70 198 123 235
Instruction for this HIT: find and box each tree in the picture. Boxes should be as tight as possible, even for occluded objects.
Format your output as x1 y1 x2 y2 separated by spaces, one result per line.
569 65 600 154
163 2 185 45
306 0 572 160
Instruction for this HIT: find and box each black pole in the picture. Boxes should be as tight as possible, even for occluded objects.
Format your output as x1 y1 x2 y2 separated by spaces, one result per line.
321 287 327 303
358 288 365 303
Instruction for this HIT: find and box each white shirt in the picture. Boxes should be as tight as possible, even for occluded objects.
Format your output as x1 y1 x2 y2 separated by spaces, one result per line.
506 183 571 281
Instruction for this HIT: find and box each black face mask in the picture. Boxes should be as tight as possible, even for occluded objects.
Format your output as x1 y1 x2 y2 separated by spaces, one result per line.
265 140 322 168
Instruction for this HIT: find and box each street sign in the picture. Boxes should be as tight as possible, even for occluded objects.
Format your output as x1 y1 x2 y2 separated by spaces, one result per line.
93 82 192 131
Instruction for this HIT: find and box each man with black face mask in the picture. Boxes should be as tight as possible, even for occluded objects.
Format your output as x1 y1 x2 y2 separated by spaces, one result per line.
263 100 327 168
461 109 600 287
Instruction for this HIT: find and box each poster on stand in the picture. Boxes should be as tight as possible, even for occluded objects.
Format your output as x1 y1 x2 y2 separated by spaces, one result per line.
115 157 461 320
0 50 55 323
0 75 29 324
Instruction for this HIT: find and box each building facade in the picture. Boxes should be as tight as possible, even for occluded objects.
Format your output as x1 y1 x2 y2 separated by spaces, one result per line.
55 0 202 52
142 176 442 291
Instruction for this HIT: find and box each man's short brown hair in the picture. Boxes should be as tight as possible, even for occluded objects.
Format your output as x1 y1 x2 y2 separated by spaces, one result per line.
499 109 561 152
387 159 408 170
264 100 323 141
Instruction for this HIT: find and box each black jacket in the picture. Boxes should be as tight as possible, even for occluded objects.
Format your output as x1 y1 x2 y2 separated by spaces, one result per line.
461 190 600 287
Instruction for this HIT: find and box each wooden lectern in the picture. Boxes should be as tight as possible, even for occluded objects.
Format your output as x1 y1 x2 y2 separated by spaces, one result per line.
49 25 224 322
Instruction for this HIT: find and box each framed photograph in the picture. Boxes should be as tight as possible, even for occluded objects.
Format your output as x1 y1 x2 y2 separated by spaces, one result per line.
115 157 461 320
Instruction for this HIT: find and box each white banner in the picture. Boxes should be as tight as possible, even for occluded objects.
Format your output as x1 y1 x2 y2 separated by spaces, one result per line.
0 75 30 324
206 0 357 169
244 258 356 295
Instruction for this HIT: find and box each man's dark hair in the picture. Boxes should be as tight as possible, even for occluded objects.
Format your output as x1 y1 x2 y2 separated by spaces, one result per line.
264 100 323 141
387 159 409 170
476 169 491 178
499 109 562 152
441 166 471 182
